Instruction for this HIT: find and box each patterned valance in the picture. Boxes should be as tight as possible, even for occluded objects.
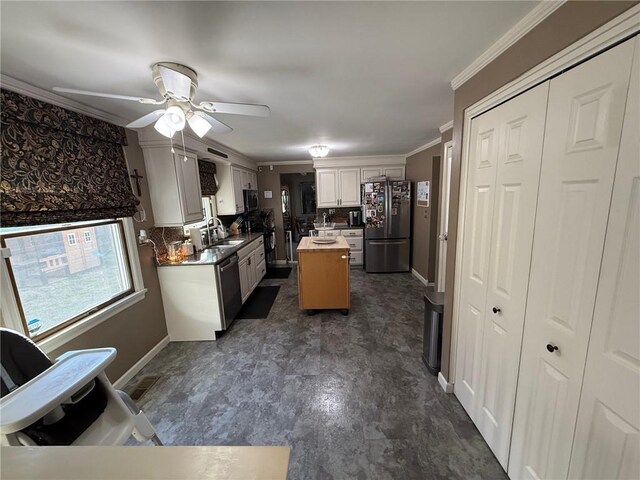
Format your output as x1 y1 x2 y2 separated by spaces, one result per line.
1 89 139 227
198 159 218 196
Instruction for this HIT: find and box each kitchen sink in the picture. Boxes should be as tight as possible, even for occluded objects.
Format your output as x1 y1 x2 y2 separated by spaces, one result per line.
217 239 245 246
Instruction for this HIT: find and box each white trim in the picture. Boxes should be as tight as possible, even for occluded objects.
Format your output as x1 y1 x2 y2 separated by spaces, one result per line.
438 372 454 393
405 138 441 158
38 290 147 355
449 5 640 387
113 335 170 389
439 121 453 133
256 160 314 167
411 268 429 287
313 155 406 169
450 0 566 90
0 74 127 126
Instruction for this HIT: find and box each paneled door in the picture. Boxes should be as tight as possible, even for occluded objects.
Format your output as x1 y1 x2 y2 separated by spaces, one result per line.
567 36 639 480
454 81 549 468
508 38 635 480
338 168 361 206
316 169 339 207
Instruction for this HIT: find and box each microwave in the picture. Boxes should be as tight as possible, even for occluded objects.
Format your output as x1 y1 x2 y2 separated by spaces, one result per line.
243 189 259 212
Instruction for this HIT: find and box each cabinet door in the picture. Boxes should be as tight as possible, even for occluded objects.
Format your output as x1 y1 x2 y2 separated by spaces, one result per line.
175 153 204 224
338 168 361 206
361 167 382 181
248 254 257 291
509 39 634 480
568 37 639 480
241 169 251 189
316 169 339 207
239 258 250 303
232 167 244 214
383 166 405 180
249 172 258 190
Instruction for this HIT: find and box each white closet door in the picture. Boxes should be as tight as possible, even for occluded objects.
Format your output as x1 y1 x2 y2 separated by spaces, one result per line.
508 38 635 480
474 82 549 467
454 103 501 415
568 36 640 480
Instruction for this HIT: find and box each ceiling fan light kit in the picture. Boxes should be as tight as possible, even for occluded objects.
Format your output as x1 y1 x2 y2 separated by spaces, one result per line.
52 61 270 143
309 145 330 158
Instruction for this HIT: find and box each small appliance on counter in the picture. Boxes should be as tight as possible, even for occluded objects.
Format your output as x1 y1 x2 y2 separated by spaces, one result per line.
348 210 362 227
189 227 205 251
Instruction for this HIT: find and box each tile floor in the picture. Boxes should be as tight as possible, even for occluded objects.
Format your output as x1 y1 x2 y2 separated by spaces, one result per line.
125 268 507 479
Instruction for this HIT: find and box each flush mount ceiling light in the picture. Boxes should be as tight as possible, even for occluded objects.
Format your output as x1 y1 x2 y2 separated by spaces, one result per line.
309 145 330 158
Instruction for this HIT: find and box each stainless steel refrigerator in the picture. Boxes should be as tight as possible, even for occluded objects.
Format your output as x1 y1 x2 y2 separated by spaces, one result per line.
362 180 411 272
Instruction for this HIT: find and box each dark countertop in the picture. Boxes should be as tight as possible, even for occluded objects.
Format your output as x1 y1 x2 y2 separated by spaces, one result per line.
157 232 264 267
325 224 365 230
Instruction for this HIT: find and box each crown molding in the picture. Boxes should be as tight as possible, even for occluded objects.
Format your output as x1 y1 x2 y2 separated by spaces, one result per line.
439 121 453 133
451 0 566 90
313 155 406 169
256 160 314 166
406 137 441 158
0 74 127 125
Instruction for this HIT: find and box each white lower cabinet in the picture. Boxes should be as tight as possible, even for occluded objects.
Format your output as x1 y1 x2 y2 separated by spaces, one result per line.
238 236 266 303
454 36 639 479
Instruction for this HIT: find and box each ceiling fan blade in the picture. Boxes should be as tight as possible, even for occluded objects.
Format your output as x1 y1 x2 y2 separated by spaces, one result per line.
200 113 233 134
158 65 192 101
126 110 166 129
53 87 164 105
198 101 270 117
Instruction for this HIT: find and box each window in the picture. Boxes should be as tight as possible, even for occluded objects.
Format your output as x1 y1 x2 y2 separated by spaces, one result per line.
1 220 135 340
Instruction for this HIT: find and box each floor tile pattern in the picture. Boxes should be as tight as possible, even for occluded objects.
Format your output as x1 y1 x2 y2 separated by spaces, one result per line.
125 269 507 479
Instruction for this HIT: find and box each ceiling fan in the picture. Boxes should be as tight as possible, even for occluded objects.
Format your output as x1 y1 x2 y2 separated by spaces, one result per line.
53 62 270 138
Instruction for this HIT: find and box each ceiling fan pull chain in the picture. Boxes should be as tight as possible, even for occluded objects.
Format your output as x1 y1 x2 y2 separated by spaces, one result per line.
170 135 175 154
180 130 188 162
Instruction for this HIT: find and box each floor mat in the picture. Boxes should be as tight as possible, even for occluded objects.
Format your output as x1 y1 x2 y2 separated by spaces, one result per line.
236 285 281 319
264 267 292 279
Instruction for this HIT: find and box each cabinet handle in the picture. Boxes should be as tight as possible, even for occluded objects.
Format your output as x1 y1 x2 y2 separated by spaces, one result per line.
492 307 501 314
341 255 350 259
546 343 559 353
248 257 251 266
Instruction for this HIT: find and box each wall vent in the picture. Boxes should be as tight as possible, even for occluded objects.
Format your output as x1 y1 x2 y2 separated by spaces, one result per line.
207 148 228 159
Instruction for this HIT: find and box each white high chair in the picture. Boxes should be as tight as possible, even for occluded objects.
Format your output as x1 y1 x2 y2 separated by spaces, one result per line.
0 328 162 446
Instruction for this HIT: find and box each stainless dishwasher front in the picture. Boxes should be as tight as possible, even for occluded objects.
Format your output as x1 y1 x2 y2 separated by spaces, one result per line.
215 254 242 329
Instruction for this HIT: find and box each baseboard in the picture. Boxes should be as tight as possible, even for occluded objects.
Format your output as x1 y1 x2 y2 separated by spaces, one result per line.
113 336 170 389
411 268 429 286
438 372 454 394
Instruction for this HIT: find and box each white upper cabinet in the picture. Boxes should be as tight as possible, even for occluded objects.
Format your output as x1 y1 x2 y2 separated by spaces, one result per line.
383 166 405 180
316 168 360 207
316 169 339 207
338 168 361 206
216 164 245 215
361 167 382 181
240 170 258 190
142 148 203 226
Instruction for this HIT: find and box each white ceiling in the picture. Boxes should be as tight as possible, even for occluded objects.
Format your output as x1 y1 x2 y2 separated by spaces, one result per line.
1 1 537 162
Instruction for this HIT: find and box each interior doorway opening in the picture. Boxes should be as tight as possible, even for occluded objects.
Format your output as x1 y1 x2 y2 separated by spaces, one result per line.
280 172 316 262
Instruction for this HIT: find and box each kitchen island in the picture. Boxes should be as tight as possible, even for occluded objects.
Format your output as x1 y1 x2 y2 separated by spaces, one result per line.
297 236 350 315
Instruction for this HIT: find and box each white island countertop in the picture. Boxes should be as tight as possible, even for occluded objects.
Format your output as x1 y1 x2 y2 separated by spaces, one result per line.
0 445 290 480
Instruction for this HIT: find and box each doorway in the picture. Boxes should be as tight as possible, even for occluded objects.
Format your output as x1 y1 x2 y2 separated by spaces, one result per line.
280 173 316 262
437 141 453 291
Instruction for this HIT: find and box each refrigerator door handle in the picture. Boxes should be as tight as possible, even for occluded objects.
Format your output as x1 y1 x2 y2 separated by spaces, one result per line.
386 182 392 237
369 240 407 245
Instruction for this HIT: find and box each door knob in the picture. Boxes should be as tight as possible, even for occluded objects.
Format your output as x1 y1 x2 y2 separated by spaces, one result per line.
492 307 501 314
546 344 559 353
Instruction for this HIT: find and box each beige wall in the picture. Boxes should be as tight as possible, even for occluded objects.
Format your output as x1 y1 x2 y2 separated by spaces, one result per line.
257 163 315 260
440 1 637 380
405 144 440 282
49 129 168 382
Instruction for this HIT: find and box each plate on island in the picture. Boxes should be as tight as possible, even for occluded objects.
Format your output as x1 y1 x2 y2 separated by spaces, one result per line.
311 238 337 244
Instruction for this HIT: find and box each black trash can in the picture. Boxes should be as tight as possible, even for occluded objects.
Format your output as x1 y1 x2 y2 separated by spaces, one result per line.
422 291 445 375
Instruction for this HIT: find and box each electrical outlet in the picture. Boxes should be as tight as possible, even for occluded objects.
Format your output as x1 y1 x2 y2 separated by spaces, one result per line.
329 209 335 214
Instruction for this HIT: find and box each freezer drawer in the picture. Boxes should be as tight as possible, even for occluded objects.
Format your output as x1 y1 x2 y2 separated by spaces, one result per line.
365 238 410 272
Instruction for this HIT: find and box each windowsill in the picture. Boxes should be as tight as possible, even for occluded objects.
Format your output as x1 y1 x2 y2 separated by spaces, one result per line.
37 289 147 355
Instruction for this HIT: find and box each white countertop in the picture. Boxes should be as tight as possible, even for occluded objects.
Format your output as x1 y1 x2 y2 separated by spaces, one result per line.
0 446 290 480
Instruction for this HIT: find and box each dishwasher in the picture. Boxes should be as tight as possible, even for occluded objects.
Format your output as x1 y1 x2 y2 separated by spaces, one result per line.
215 254 242 329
